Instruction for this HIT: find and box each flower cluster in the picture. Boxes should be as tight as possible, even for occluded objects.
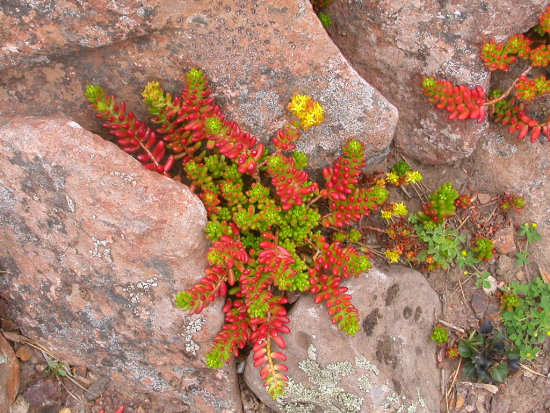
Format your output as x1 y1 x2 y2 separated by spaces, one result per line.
287 94 325 130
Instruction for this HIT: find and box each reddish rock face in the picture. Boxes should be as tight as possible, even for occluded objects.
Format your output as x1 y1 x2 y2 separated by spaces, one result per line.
470 122 550 275
0 0 397 169
244 266 441 413
326 0 547 164
0 117 241 411
0 335 19 413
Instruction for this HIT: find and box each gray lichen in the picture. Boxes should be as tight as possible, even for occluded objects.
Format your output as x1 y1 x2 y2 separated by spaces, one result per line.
278 343 429 413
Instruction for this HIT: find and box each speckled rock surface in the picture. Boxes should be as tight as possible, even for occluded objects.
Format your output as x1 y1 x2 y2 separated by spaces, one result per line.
0 0 397 169
244 266 441 413
0 334 19 413
0 116 241 412
326 0 547 164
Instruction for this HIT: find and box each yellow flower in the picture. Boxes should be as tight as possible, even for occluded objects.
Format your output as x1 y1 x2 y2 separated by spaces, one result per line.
546 331 550 336
310 101 325 119
288 94 325 130
385 172 399 184
381 210 393 220
392 202 408 216
462 250 467 256
404 170 423 184
385 249 400 263
288 94 311 117
532 223 538 228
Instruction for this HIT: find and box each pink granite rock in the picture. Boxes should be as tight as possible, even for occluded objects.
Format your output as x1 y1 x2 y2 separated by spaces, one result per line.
0 1 397 169
327 0 547 164
244 266 441 412
0 116 241 412
469 122 550 274
0 334 19 413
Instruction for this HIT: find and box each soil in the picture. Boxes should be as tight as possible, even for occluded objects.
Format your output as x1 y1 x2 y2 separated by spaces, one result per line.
2 137 549 413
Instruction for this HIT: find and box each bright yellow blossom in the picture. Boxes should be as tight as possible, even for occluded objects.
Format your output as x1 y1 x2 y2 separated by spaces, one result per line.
385 249 401 263
288 94 325 130
404 170 423 184
391 202 408 216
381 210 393 220
385 172 399 184
288 94 310 116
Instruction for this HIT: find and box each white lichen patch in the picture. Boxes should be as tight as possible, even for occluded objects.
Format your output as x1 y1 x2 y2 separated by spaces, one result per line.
279 343 428 412
181 315 206 356
382 387 428 413
122 276 159 316
65 195 76 213
357 374 372 393
355 355 380 375
89 235 114 265
279 344 363 413
110 171 138 187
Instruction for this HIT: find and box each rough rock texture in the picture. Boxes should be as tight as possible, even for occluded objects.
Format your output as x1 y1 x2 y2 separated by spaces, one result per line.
470 123 550 274
0 116 241 412
326 0 547 164
0 334 19 413
244 266 441 412
0 0 397 168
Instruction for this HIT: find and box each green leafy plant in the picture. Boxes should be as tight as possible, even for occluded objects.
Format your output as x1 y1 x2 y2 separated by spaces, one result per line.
473 270 493 290
458 321 519 384
422 6 550 143
310 0 335 28
86 69 389 399
408 217 465 270
501 277 550 359
45 360 67 378
515 222 542 266
430 325 449 345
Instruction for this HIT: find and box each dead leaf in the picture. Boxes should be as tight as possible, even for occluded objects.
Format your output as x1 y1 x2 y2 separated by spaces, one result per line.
58 409 72 413
1 318 19 332
16 345 34 362
538 264 550 284
2 331 29 344
474 383 499 394
478 193 491 204
455 394 465 409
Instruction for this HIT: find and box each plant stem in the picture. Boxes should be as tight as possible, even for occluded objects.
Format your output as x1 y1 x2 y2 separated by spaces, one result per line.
484 66 533 106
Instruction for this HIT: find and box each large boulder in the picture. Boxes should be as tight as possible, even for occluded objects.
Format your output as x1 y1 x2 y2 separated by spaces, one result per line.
469 123 550 274
327 0 547 164
0 116 241 411
244 265 441 412
0 0 397 168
